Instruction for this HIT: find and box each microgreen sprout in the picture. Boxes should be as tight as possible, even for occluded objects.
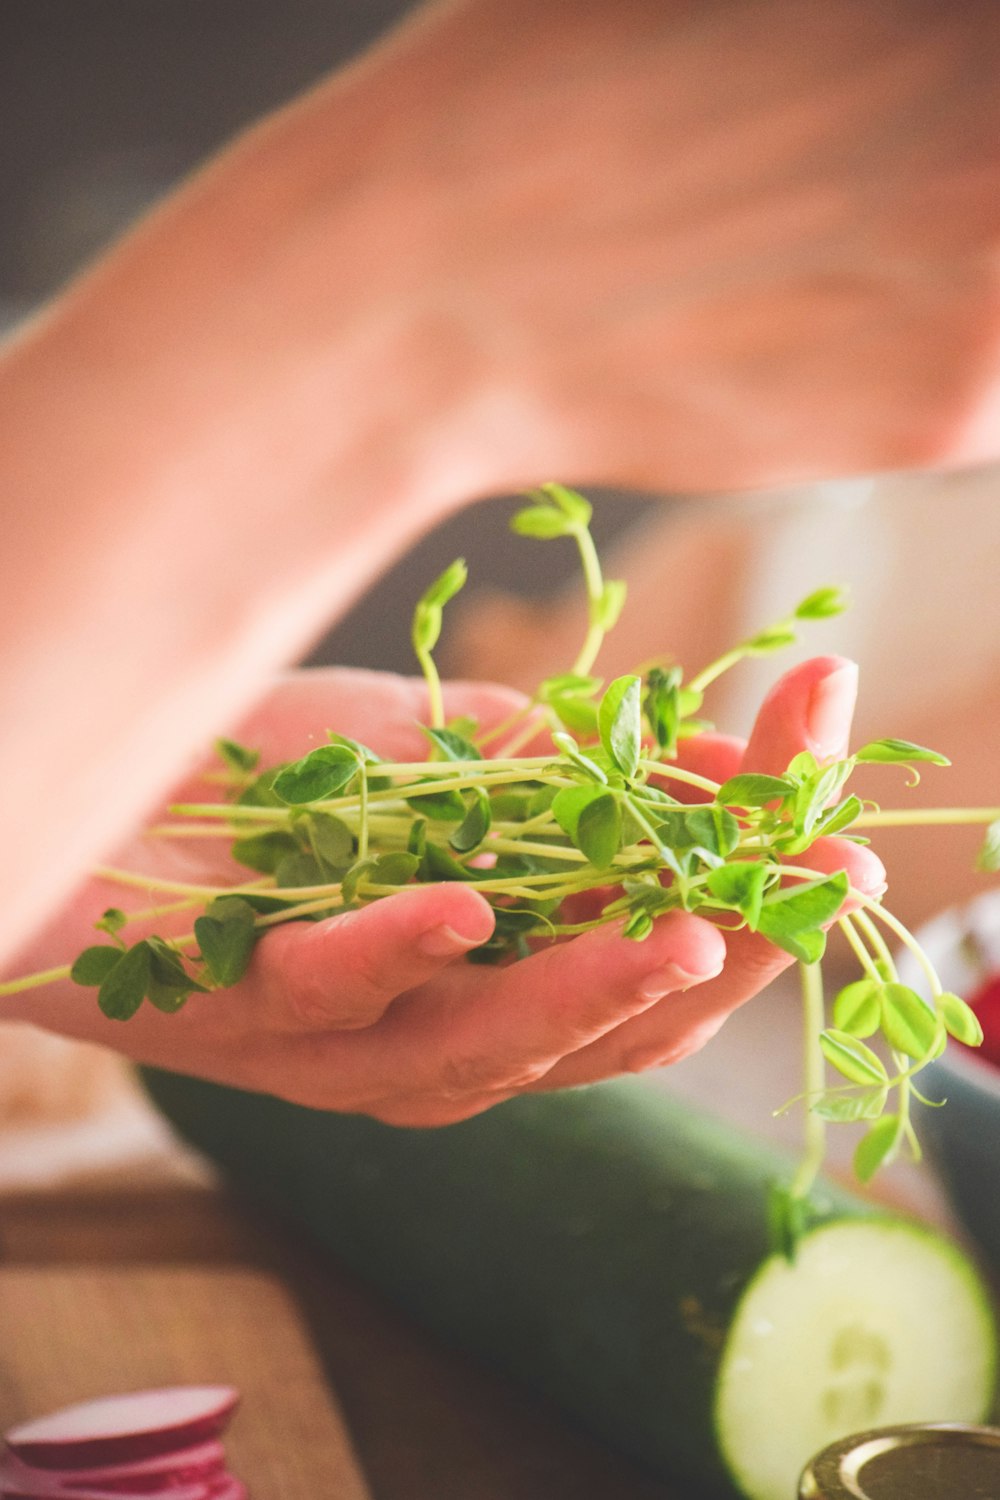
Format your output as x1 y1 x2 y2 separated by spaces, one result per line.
1 486 997 1254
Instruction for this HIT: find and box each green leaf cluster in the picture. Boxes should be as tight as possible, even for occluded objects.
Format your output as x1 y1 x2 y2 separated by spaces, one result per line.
42 485 996 1204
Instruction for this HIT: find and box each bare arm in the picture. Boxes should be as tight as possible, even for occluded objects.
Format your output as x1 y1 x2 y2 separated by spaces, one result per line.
3 0 999 962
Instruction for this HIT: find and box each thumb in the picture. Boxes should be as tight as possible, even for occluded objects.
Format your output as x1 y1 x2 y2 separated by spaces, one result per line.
741 656 858 776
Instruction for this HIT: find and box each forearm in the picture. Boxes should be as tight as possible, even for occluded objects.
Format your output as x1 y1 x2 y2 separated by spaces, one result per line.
0 26 487 964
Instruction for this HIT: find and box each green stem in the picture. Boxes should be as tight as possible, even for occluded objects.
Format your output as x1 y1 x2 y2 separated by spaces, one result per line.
93 867 275 900
789 961 827 1202
0 963 73 998
858 900 943 998
854 806 1000 828
686 646 748 697
415 644 445 730
357 763 370 863
837 915 884 983
571 523 608 677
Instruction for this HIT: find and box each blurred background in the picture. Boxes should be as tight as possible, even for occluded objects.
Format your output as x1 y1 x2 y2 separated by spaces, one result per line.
1 2 998 1204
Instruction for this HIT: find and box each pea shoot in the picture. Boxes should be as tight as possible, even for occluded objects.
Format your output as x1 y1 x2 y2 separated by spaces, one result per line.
2 483 998 1240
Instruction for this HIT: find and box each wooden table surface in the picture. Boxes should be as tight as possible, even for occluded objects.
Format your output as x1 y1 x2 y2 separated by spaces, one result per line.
0 1180 680 1500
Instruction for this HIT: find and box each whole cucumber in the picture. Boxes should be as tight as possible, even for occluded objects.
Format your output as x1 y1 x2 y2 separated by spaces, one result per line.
143 1071 996 1500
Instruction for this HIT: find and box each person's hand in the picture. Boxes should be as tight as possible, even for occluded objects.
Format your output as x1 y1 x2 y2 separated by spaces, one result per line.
2 659 883 1126
361 0 1000 493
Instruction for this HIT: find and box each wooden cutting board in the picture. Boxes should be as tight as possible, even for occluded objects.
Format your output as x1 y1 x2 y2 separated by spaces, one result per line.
0 1265 372 1500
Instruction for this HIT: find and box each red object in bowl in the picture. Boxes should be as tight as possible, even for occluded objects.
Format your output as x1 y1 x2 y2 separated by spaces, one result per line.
966 972 1000 1064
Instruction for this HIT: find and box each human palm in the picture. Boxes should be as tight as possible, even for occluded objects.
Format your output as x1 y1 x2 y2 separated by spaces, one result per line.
3 660 883 1125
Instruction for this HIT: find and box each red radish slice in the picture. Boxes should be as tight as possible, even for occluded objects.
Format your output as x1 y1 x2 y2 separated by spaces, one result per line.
0 1476 224 1500
5 1390 238 1472
44 1441 227 1491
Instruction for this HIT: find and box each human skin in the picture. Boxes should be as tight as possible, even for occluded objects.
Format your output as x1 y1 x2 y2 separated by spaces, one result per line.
0 656 884 1124
1 0 993 963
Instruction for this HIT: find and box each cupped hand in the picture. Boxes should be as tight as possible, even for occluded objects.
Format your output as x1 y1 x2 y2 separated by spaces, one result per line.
2 660 883 1126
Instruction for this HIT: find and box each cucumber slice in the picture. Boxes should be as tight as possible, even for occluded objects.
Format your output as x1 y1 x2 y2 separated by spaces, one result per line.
143 1071 997 1500
716 1219 995 1500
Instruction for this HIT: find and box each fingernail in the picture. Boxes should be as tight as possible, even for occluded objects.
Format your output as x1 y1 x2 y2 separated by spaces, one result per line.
638 959 722 1001
418 924 483 959
806 662 858 760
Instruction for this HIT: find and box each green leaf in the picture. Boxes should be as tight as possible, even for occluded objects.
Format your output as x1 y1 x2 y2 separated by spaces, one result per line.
449 789 492 854
832 979 882 1039
552 785 621 868
307 813 355 871
404 783 468 821
510 504 572 539
811 794 864 840
792 761 853 840
407 818 428 858
95 908 127 939
369 852 421 886
411 602 442 655
854 738 950 767
231 829 300 875
146 936 205 991
767 927 827 964
550 695 600 735
422 726 482 763
194 897 257 988
576 793 622 869
785 750 818 783
976 819 1000 874
819 1029 889 1086
854 1115 902 1184
539 483 593 526
273 745 359 805
274 852 334 889
938 990 984 1047
598 675 642 780
420 844 474 883
756 872 848 956
705 861 769 928
745 626 797 655
215 737 260 774
71 946 125 987
551 732 608 785
718 773 795 808
643 666 682 756
539 673 602 702
759 871 848 930
812 1087 888 1123
421 558 468 609
794 586 850 620
684 806 740 859
623 909 655 941
236 769 285 809
880 982 939 1058
145 936 208 1011
594 580 627 631
97 941 152 1021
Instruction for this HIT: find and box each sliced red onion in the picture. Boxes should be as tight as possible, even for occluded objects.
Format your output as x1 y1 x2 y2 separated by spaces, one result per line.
5 1390 238 1472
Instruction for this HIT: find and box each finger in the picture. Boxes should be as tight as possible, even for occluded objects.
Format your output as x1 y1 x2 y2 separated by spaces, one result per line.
170 670 530 804
308 909 726 1123
529 835 887 1090
663 732 746 803
246 884 496 1033
742 656 858 775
